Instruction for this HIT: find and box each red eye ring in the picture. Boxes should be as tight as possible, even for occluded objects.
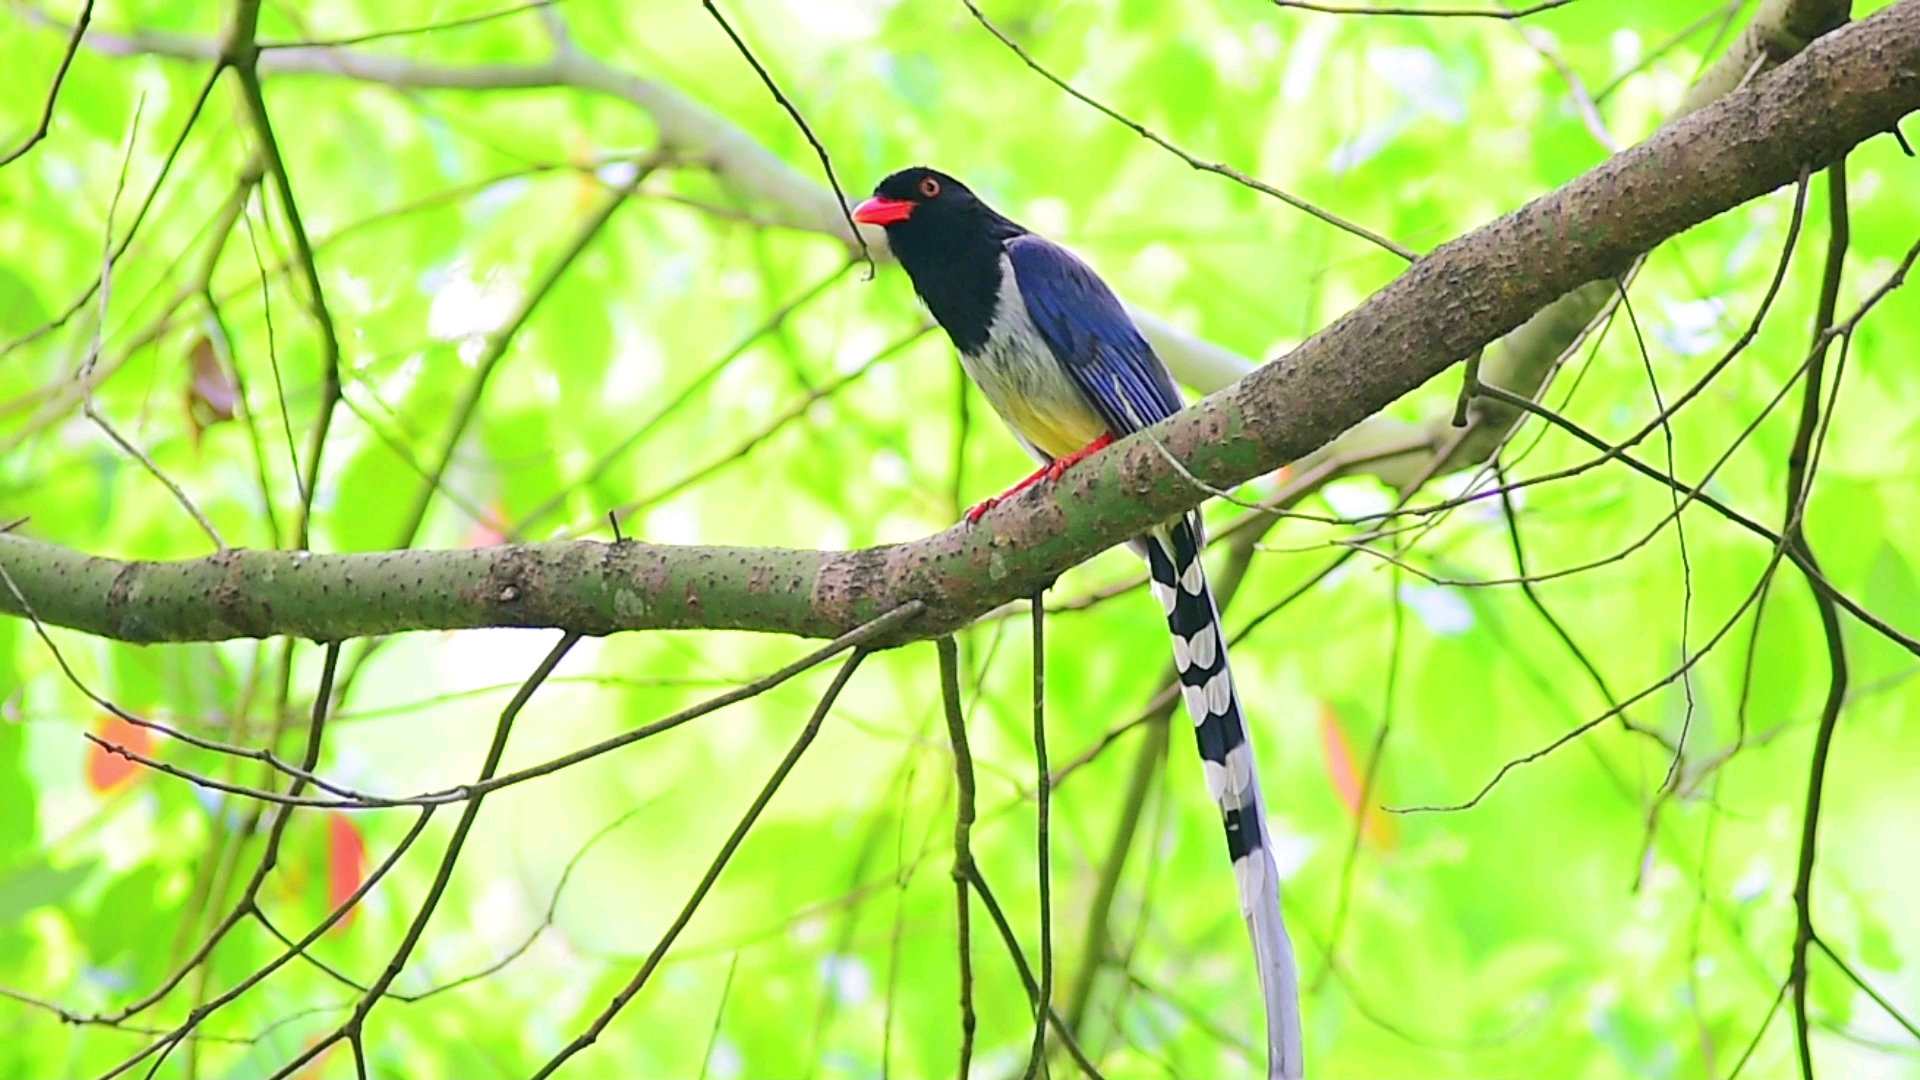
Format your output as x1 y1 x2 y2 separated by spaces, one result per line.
919 176 941 198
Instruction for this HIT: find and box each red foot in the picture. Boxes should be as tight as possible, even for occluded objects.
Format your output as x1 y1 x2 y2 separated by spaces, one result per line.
964 434 1114 524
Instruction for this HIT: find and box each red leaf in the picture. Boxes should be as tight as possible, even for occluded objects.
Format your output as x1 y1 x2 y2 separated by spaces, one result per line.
184 334 238 447
86 716 155 793
326 813 367 931
463 500 509 548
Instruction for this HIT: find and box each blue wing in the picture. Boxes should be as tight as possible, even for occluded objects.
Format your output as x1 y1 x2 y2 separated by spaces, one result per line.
1006 234 1185 437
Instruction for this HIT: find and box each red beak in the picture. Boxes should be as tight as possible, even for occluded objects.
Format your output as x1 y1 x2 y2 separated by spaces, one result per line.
852 195 914 226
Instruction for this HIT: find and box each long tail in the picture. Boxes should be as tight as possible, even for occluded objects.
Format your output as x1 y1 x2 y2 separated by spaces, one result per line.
1143 516 1304 1080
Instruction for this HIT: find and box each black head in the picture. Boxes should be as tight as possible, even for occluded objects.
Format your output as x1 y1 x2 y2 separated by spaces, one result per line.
853 167 1017 234
853 167 1025 354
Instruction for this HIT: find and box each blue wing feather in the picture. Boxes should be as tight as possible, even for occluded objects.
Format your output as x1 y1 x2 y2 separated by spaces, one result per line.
1005 234 1184 437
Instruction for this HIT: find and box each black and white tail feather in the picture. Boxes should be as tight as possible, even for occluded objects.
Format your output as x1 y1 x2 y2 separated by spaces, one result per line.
1140 517 1304 1080
854 166 1305 1078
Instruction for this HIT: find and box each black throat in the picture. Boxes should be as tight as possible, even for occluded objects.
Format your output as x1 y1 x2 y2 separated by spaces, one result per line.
886 205 1025 356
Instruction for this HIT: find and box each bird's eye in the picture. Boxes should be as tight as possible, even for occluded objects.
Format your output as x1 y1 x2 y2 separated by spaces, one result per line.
918 176 941 199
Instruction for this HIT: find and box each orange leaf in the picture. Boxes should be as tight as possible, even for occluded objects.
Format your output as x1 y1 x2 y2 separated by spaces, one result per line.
1317 702 1396 850
294 1035 342 1080
326 813 367 932
86 716 155 793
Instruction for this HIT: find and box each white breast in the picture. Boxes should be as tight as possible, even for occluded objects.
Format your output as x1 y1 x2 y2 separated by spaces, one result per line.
960 254 1110 462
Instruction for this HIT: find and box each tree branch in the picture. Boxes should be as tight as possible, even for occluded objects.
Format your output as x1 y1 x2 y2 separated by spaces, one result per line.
3 1 1917 649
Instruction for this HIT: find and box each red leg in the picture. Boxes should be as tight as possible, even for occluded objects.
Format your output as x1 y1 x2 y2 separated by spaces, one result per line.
964 433 1114 524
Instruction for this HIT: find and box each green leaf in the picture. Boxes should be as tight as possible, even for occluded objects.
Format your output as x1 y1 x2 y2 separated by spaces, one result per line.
0 858 97 924
0 263 46 337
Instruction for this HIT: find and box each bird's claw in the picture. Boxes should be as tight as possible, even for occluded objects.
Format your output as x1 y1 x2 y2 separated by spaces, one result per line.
963 495 1003 525
962 434 1114 527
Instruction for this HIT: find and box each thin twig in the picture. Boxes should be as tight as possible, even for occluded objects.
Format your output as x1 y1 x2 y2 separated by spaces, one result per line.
0 0 95 168
587 325 931 537
77 94 227 550
1492 462 1642 736
1060 709 1167 1041
701 0 872 274
937 636 979 1079
1268 0 1578 15
1593 0 1746 105
1470 377 1920 660
961 0 1414 262
1024 591 1052 1079
228 6 343 551
258 0 560 49
529 645 870 1079
506 260 853 539
1520 26 1619 152
1810 936 1920 1042
697 953 741 1080
391 155 658 550
965 869 1108 1080
1730 980 1791 1079
260 632 582 1080
0 44 222 359
1316 559 1402 987
1789 157 1852 1080
241 207 306 506
1612 286 1696 791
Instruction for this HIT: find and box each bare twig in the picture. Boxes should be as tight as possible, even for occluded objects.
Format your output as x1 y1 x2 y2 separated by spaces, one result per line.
697 953 742 1080
76 94 228 550
259 632 582 1080
1268 0 1578 15
507 261 853 539
701 0 872 273
964 869 1108 1080
224 1 343 550
1612 285 1697 791
1810 936 1920 1042
937 636 979 1079
0 0 95 168
1316 562 1402 987
1788 157 1852 1080
960 0 1415 263
1024 591 1052 1080
1521 26 1620 152
528 643 871 1079
391 155 657 549
1730 980 1792 1079
586 325 932 537
1469 375 1920 660
258 0 559 49
91 639 356 1071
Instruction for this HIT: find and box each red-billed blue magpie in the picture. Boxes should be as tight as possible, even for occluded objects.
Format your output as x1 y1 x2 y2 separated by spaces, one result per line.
854 167 1303 1079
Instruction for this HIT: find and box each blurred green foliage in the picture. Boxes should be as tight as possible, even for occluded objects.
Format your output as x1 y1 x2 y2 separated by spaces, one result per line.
1 0 1916 1077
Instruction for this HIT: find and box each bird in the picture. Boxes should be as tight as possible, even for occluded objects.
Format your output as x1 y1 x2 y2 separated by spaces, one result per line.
854 167 1304 1079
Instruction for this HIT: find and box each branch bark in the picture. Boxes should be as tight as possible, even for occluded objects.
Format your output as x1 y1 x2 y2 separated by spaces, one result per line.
4 0 1917 647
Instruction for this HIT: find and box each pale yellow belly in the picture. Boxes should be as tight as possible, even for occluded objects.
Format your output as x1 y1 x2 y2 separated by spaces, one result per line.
963 256 1112 461
995 390 1109 461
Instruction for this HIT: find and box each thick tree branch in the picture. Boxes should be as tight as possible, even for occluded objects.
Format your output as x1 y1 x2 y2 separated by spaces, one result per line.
3 1 1917 648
